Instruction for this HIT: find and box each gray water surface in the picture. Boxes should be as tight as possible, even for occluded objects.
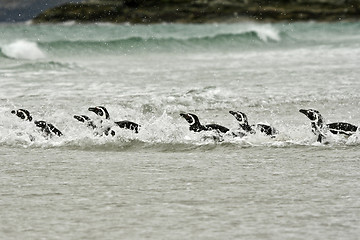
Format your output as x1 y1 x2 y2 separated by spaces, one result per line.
1 146 359 239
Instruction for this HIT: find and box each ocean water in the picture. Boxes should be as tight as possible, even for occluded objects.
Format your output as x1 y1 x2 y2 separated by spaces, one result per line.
0 21 360 239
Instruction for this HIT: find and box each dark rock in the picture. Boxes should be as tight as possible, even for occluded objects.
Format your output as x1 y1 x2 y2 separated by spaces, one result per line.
32 0 360 23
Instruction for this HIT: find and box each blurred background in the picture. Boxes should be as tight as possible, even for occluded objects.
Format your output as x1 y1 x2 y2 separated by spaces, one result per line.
0 0 83 22
1 0 360 23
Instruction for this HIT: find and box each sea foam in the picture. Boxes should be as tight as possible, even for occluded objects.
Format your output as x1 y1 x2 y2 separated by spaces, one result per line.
247 24 281 42
1 40 45 60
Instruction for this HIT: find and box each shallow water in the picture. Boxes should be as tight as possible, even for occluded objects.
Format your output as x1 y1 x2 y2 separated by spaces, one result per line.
1 146 360 239
0 22 360 239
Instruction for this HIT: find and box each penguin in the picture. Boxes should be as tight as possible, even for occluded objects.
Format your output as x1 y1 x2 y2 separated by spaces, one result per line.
11 108 35 141
73 114 114 136
229 110 277 136
88 106 140 134
34 120 63 137
180 113 229 133
11 108 62 138
299 108 358 142
11 109 33 121
73 115 96 129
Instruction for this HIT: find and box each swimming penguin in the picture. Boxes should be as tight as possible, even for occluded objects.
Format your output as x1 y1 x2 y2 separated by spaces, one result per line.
11 109 33 121
74 113 114 136
88 106 140 134
180 113 229 133
229 110 277 136
11 108 62 138
73 115 96 129
34 120 63 137
11 108 36 141
299 108 358 142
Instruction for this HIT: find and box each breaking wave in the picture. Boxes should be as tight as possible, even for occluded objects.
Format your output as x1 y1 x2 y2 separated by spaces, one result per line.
1 40 46 60
36 34 282 57
0 25 282 59
2 22 360 59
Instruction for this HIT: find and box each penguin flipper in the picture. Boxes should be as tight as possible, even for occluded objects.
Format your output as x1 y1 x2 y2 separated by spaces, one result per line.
114 121 139 133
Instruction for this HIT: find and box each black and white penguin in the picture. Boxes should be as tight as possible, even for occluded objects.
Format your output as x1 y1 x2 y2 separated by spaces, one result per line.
11 108 62 138
11 109 33 121
299 108 358 142
180 113 229 133
34 120 63 137
73 114 112 136
73 115 96 129
88 106 140 134
11 108 36 141
229 110 277 136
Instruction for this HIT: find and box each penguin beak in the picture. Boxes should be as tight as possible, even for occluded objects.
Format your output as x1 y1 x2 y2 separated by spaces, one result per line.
11 110 16 114
180 113 190 121
299 109 308 115
229 110 235 115
180 113 187 119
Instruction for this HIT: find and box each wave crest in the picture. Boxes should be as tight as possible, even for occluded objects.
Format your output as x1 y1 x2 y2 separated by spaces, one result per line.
35 26 282 55
1 40 46 60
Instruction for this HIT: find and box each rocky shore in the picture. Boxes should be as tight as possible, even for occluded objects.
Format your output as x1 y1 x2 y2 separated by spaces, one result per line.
32 0 360 23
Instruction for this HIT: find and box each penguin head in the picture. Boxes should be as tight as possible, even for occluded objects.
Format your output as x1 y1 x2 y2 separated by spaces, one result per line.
34 120 47 129
229 111 248 125
74 114 96 129
74 115 91 123
180 113 200 126
11 109 33 121
34 120 62 137
299 109 326 139
88 106 110 119
299 109 323 123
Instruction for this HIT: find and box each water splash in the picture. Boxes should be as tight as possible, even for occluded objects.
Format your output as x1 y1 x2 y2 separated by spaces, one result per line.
1 40 46 60
1 107 359 151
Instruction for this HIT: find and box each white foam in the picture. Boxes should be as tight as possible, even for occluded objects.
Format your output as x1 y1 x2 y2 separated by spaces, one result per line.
1 106 359 149
1 40 45 60
248 24 281 42
62 21 77 26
